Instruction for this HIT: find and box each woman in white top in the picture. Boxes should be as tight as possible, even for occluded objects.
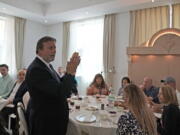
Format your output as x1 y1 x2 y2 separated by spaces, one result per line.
118 77 130 96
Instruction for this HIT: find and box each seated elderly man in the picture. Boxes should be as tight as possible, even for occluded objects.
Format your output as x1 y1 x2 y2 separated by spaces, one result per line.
161 76 180 105
0 69 27 110
141 77 159 103
0 64 14 98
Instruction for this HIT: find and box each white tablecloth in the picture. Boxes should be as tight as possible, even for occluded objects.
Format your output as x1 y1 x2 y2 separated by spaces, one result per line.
66 96 125 135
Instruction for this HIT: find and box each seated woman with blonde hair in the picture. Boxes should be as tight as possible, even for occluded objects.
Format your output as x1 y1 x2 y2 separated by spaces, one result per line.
87 73 109 95
157 85 180 135
117 84 158 135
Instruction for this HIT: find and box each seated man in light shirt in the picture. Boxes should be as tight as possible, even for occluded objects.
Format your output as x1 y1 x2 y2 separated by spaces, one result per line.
141 77 159 104
0 64 14 98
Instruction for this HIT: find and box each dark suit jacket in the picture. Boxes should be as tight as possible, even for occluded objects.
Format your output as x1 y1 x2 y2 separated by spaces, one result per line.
157 104 180 135
26 57 75 135
13 81 28 105
61 76 78 96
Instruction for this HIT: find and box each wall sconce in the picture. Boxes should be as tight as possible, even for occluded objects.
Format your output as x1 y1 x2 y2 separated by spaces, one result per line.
128 55 132 62
108 66 116 73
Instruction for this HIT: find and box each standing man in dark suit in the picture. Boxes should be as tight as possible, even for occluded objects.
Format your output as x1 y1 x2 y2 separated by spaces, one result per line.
26 36 80 135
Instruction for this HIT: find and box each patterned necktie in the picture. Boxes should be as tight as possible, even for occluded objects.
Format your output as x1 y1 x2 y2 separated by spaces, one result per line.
49 64 60 83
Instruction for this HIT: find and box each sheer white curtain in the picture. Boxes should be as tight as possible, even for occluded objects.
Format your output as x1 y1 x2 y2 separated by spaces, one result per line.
103 14 116 86
68 17 104 95
0 15 16 76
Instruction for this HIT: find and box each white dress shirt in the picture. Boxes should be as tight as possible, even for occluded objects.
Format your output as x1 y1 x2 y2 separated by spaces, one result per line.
36 55 53 72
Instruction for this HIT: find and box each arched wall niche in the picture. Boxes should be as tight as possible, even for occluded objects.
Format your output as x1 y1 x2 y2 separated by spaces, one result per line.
127 28 180 89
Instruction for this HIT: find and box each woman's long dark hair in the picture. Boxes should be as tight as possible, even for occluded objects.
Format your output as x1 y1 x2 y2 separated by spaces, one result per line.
90 73 106 89
121 76 130 87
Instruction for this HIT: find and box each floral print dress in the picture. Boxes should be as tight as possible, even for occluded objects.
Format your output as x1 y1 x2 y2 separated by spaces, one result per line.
117 111 148 135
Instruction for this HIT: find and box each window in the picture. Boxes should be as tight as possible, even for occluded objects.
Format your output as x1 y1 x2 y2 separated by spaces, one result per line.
0 17 5 54
0 15 16 76
68 17 104 95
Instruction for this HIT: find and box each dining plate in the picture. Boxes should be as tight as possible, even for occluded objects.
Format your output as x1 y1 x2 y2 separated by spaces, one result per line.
76 114 96 123
86 105 99 111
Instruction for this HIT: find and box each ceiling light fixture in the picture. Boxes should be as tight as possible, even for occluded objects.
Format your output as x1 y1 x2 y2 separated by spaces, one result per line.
152 0 155 2
2 8 6 10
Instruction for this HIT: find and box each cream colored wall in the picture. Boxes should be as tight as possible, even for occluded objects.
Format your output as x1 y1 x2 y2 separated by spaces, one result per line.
129 55 180 90
128 29 180 89
46 23 63 70
22 20 63 71
23 20 47 68
113 12 130 93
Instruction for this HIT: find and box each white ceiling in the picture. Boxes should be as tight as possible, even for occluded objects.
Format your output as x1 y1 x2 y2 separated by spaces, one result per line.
0 0 179 25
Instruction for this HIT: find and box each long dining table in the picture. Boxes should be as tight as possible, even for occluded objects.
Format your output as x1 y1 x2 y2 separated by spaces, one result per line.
66 96 125 135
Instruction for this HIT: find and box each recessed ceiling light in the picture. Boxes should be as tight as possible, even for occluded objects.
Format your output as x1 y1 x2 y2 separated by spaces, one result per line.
152 0 155 2
2 8 6 10
85 12 89 15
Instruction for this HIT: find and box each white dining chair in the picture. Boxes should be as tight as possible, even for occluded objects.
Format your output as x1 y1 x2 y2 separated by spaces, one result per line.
17 102 29 135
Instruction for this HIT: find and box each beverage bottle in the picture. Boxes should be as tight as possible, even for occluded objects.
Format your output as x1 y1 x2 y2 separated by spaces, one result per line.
108 85 115 108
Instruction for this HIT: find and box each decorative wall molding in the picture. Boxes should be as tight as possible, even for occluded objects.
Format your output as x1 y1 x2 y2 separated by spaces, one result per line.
127 28 180 55
127 28 180 90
